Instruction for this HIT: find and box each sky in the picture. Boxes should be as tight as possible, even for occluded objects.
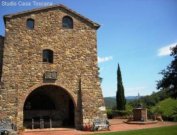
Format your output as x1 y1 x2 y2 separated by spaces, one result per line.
0 0 177 97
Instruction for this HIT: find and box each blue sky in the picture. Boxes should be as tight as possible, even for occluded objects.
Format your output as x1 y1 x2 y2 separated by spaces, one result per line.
0 0 177 97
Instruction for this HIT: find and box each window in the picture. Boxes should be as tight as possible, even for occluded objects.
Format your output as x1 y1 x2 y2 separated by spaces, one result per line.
62 16 73 29
43 49 53 63
26 18 34 29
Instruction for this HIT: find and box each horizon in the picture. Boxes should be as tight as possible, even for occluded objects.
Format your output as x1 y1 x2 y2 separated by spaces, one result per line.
0 0 177 97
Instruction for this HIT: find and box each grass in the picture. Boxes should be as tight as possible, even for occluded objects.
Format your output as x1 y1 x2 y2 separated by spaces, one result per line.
94 125 177 135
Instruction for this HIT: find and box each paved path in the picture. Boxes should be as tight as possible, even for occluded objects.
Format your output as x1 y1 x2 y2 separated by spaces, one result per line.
21 119 177 135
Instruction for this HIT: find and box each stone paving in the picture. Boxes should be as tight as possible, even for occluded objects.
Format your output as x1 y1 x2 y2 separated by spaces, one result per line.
21 119 177 135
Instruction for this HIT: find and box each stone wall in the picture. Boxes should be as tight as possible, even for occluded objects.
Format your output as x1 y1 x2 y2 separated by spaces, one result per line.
0 36 4 117
0 6 106 130
0 35 4 82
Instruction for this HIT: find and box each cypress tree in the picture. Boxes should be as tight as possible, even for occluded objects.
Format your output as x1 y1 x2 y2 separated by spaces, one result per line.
116 64 126 110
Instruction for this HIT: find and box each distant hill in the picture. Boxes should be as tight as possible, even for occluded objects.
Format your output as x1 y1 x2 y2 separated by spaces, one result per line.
104 97 116 108
104 96 137 108
126 96 138 100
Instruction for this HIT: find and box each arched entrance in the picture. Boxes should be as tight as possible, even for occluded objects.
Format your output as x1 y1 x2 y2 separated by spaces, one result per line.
23 85 75 129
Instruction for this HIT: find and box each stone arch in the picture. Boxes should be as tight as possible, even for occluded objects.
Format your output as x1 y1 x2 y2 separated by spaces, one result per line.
19 83 77 129
22 83 77 110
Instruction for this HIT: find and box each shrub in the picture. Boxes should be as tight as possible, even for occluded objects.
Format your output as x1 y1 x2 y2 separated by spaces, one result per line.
151 98 177 121
106 109 131 119
106 109 113 119
113 110 129 117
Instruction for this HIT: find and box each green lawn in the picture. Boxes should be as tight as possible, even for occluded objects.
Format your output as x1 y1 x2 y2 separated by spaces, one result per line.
94 126 177 135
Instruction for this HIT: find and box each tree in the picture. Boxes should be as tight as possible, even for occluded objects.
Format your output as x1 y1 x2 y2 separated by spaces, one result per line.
98 67 103 83
157 45 177 99
116 64 126 110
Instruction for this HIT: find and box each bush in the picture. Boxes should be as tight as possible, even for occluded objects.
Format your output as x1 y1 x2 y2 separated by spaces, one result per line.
106 109 131 119
151 98 177 121
173 116 177 122
113 110 129 117
106 109 113 119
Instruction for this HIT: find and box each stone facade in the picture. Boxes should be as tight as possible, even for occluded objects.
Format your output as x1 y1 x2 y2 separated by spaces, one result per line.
0 36 4 82
0 5 106 130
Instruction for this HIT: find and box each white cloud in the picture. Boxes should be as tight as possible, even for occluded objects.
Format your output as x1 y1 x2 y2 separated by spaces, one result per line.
158 42 177 57
98 56 113 63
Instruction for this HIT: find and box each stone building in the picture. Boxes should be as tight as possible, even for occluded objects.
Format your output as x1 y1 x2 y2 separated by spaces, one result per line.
0 4 106 130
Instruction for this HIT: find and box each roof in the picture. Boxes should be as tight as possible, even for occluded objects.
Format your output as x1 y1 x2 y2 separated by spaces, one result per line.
3 4 100 29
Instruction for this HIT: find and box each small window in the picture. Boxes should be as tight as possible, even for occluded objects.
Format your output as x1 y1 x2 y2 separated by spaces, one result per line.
43 49 53 63
62 16 73 29
26 18 34 29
